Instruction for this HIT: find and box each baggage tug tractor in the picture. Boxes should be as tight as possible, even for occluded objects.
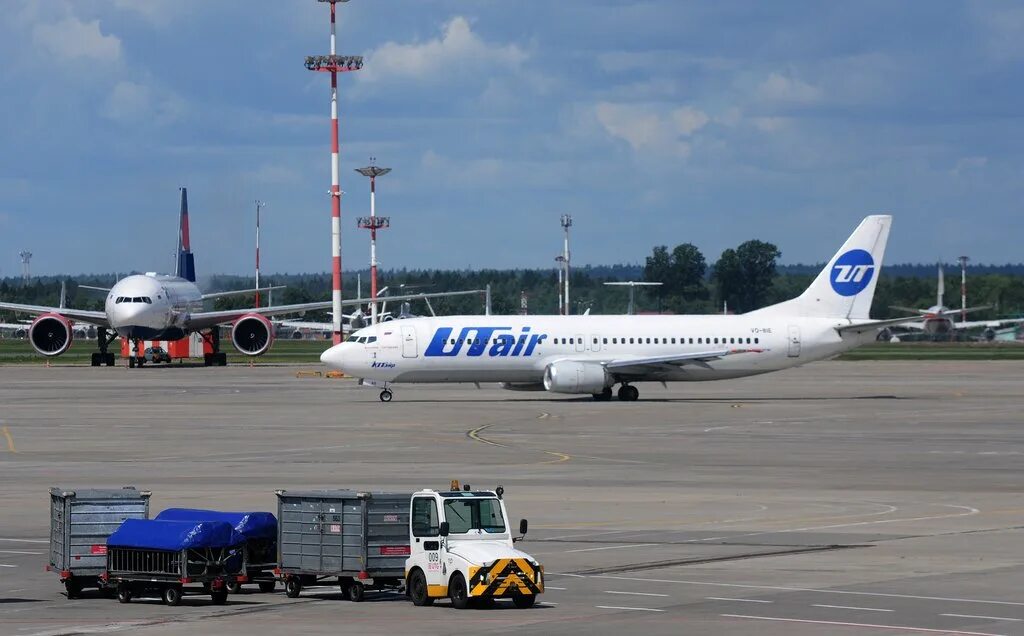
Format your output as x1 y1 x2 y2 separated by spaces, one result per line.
405 483 543 609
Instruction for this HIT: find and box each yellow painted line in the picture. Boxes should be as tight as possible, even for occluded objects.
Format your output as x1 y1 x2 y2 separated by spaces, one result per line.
541 451 572 464
467 423 510 448
2 427 16 453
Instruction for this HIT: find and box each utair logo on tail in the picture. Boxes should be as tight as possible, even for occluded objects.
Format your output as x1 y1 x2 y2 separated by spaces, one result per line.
830 249 875 296
425 326 547 357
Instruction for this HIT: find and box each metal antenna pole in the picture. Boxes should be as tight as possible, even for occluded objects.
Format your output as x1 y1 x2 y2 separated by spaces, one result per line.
560 214 572 315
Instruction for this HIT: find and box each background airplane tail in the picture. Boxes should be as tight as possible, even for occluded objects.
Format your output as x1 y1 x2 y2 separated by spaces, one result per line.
176 187 196 282
756 215 891 320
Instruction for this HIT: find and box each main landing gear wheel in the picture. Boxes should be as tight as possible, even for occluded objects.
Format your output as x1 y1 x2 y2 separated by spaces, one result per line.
592 387 613 401
617 385 639 402
128 357 135 369
379 389 393 402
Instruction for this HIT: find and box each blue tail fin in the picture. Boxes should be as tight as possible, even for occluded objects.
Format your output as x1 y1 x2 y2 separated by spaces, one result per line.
176 187 196 282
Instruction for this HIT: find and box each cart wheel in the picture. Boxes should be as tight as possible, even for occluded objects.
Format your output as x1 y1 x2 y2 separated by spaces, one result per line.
211 590 228 605
163 585 182 606
258 580 276 593
408 569 433 606
225 581 241 594
117 584 132 604
349 581 365 603
285 578 301 598
64 578 81 599
449 573 469 610
512 594 536 609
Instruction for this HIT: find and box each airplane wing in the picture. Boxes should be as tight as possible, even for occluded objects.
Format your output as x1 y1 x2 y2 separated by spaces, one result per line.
0 301 110 327
78 285 112 293
278 320 333 331
186 289 484 331
604 348 740 374
201 286 286 301
835 316 929 334
953 317 1024 330
890 305 927 315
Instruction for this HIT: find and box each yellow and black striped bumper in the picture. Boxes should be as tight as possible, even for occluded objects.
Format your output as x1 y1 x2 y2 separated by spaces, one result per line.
469 558 543 597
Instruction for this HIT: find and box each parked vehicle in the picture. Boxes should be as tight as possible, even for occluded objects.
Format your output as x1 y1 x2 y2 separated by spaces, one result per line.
144 346 171 364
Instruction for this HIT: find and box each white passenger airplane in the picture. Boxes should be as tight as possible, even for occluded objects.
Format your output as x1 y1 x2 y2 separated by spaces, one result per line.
321 215 920 402
0 189 447 368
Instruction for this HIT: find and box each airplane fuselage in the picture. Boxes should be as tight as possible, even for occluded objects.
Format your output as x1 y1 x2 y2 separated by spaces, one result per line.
103 274 203 340
323 314 876 385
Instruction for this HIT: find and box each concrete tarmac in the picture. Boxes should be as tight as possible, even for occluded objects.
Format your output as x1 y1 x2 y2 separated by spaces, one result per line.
0 360 1022 635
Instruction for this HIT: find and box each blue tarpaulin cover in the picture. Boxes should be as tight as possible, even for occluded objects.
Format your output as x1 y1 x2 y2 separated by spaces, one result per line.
107 519 244 551
154 509 277 540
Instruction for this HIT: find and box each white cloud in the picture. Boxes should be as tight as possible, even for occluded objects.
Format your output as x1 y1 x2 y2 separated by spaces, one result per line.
594 103 709 156
359 16 528 83
103 80 184 125
756 71 821 104
31 16 121 63
751 116 788 133
951 156 988 177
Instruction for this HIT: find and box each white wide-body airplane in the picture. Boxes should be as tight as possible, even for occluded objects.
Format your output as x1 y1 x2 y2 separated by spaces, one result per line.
0 189 450 368
322 215 919 402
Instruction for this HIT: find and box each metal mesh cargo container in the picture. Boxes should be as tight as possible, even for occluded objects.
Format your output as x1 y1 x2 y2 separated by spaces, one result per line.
48 487 151 598
276 490 411 601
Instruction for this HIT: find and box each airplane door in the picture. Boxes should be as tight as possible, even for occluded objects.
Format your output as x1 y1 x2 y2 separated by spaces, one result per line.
787 325 801 358
574 333 586 353
401 325 418 358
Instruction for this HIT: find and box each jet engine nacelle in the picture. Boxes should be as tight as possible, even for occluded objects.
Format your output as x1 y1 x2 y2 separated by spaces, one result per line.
231 313 275 356
542 360 611 394
29 313 74 357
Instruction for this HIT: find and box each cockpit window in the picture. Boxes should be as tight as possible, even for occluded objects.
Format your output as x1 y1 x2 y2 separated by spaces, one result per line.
115 297 124 304
366 336 377 344
132 297 142 303
347 334 359 342
142 297 152 304
356 336 367 343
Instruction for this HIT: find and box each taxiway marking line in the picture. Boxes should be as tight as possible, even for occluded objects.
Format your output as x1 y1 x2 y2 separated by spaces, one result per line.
0 564 16 568
722 614 1008 636
604 590 669 598
566 543 656 553
942 614 1022 622
596 574 1024 607
813 604 893 612
466 423 573 464
0 550 42 555
545 586 567 590
466 423 509 448
0 538 47 543
2 426 16 453
597 605 665 612
707 597 772 603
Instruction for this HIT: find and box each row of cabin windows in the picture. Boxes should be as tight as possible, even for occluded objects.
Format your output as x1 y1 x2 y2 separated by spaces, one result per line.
115 296 152 304
439 336 761 346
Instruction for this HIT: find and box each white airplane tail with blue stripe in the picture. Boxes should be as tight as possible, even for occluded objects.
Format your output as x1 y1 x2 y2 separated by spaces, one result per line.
754 215 891 320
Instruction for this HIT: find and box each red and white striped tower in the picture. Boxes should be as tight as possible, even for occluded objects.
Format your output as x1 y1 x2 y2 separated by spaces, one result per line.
306 0 363 344
254 199 265 307
356 162 391 325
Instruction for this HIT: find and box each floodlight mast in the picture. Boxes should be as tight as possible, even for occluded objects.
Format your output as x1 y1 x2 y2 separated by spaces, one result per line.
254 200 266 307
554 255 566 315
355 162 391 325
306 0 363 344
560 215 572 315
959 255 969 323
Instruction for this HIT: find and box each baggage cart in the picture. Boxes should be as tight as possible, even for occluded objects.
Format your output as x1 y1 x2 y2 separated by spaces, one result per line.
276 490 411 601
47 487 151 598
104 519 245 606
154 508 278 593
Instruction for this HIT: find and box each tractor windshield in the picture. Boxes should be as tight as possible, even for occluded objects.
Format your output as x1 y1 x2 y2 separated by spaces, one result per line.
443 497 506 534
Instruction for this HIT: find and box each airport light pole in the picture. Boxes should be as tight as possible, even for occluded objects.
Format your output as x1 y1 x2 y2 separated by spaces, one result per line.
19 250 32 281
306 0 363 344
355 162 391 325
603 281 663 315
254 200 266 307
959 255 969 323
555 255 565 315
560 214 572 315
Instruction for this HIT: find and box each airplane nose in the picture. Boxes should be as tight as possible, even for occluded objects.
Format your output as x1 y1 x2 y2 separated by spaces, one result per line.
321 344 345 369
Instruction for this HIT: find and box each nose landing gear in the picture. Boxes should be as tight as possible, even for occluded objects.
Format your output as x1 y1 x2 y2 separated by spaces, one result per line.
379 388 393 402
90 328 117 367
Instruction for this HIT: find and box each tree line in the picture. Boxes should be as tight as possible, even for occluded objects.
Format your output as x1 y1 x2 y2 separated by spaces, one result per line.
3 249 1024 322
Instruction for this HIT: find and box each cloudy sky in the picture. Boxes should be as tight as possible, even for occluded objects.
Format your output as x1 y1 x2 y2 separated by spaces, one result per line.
1 1 1022 276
